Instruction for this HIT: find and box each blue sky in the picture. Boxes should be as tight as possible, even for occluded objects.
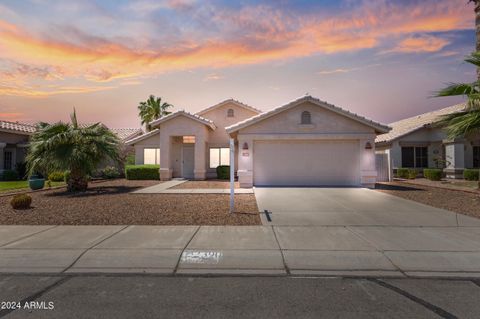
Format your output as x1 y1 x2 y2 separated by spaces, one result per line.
0 0 475 127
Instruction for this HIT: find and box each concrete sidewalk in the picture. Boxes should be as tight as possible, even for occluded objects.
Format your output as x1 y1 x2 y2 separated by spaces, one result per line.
0 225 479 278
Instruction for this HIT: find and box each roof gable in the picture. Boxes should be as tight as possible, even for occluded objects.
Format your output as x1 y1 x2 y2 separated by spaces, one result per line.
196 99 261 117
125 129 159 145
149 110 216 130
226 96 390 134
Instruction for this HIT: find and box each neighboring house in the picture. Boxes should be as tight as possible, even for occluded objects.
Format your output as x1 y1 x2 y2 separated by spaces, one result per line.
375 103 480 178
0 120 36 174
127 96 390 187
0 119 142 176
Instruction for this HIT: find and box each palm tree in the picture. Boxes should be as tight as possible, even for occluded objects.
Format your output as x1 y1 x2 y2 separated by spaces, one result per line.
26 109 121 192
137 95 172 131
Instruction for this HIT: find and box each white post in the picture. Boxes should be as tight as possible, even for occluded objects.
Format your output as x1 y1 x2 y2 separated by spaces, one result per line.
229 138 234 213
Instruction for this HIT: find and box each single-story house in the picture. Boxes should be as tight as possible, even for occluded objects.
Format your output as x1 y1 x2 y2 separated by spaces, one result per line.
0 119 142 176
375 103 480 178
127 96 391 188
0 120 35 173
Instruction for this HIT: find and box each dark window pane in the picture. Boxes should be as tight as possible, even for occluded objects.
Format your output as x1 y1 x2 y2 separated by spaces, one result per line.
401 147 414 167
474 146 480 168
415 147 428 168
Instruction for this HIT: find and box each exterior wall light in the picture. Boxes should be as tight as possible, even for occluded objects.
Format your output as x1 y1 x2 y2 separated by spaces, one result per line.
242 142 249 150
365 142 372 150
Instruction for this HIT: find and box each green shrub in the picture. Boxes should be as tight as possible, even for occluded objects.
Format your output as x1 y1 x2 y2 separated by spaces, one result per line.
64 170 71 183
216 165 230 179
2 170 19 181
125 154 135 165
396 168 417 179
125 165 159 180
10 194 32 210
423 168 443 181
463 169 480 181
102 166 120 179
48 171 65 182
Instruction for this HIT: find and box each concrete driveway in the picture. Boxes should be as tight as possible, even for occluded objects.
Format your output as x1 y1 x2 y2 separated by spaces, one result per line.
254 187 480 226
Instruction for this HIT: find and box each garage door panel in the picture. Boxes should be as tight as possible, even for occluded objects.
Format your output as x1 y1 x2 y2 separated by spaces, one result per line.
253 140 359 186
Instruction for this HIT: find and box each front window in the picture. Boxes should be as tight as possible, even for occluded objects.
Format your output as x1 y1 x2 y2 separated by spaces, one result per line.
474 146 480 168
144 148 160 165
209 147 230 168
401 146 428 168
3 150 12 170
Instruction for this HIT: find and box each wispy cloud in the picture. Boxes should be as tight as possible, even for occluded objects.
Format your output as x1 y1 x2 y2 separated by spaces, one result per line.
203 73 224 81
0 0 473 97
318 63 381 75
383 35 450 54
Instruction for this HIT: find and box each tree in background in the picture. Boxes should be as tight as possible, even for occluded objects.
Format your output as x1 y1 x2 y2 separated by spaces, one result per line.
138 95 173 131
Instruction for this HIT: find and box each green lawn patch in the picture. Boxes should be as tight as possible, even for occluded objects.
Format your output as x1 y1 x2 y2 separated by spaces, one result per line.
0 181 65 193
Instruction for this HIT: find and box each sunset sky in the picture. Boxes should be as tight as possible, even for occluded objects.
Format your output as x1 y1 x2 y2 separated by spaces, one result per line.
0 0 475 128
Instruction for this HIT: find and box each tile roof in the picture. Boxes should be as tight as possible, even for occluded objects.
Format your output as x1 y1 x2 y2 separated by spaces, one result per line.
375 103 466 144
125 128 159 145
196 98 262 116
149 110 216 130
109 128 143 141
0 120 36 134
226 95 391 134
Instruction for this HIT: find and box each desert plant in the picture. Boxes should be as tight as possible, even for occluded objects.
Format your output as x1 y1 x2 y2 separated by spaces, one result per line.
396 168 417 179
464 169 480 181
48 171 65 182
10 194 32 209
423 169 443 181
26 109 121 192
216 165 230 179
125 165 159 180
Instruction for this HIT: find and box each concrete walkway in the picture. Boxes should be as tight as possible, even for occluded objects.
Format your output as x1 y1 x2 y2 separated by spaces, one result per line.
132 180 254 194
0 225 479 278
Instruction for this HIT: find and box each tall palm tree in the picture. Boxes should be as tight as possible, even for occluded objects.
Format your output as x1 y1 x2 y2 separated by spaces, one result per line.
26 109 121 192
137 95 172 131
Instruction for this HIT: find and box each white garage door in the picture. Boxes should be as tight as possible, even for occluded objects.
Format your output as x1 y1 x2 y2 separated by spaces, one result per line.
253 140 360 186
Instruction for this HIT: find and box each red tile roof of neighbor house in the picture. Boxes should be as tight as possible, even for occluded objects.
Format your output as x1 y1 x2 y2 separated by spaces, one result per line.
0 120 142 142
375 103 466 145
0 120 37 134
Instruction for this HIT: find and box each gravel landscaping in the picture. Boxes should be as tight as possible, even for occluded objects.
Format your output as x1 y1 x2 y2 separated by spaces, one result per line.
0 179 260 225
376 181 480 219
171 180 240 189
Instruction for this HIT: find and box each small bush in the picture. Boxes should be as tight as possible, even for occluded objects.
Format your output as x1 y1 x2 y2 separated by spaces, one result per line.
396 168 417 179
423 168 443 181
48 171 65 182
125 154 135 165
64 170 71 183
464 169 480 181
102 166 121 179
10 194 32 210
216 165 230 179
2 170 19 181
125 165 159 180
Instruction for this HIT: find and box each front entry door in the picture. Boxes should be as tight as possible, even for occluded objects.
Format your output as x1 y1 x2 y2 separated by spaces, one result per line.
182 145 195 179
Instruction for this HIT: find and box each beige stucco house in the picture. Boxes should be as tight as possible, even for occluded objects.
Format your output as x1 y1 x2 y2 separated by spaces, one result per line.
127 96 391 187
375 103 480 179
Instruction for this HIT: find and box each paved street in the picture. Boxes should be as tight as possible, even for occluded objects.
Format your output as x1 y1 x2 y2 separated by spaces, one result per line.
0 275 479 318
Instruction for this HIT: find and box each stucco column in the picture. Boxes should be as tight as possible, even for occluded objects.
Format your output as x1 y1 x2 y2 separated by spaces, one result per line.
159 135 172 181
359 137 377 188
237 135 253 188
0 142 5 171
444 139 465 179
194 139 206 180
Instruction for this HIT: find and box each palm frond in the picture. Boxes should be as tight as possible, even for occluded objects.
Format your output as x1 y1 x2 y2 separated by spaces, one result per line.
436 110 480 139
435 83 477 97
464 52 480 68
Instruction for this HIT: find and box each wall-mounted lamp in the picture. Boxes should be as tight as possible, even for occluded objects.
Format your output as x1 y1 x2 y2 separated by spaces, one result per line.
365 142 372 150
242 142 249 150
